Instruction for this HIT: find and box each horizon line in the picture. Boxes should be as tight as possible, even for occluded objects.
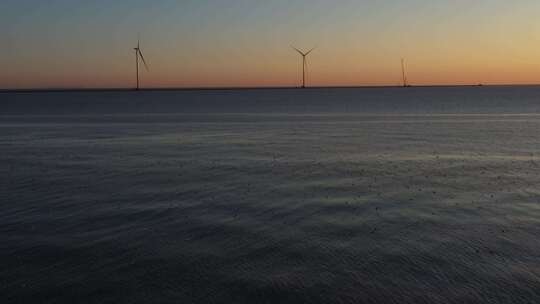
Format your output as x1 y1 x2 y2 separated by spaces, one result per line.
2 83 540 93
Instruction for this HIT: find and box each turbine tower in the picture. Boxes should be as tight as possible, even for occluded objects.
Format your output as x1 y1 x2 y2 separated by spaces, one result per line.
401 58 408 87
292 46 315 88
134 38 149 90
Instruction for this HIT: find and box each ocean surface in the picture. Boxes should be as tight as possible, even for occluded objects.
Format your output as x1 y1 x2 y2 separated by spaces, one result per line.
2 86 540 303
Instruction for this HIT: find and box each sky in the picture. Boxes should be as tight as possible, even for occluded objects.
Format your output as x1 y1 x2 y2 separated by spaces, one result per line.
2 0 540 89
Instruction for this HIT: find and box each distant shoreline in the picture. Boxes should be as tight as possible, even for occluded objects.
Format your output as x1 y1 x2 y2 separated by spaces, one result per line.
1 84 540 93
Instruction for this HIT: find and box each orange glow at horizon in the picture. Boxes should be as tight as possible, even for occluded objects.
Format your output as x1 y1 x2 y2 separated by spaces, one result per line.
3 1 540 89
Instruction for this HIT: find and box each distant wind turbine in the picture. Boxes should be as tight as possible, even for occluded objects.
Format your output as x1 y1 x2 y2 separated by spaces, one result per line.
134 38 149 90
401 58 409 87
292 46 315 88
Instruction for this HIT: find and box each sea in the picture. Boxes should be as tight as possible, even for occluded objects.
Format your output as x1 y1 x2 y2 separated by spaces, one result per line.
2 86 540 303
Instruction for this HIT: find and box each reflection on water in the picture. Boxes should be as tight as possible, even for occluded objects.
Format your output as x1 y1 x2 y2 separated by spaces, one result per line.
2 87 540 303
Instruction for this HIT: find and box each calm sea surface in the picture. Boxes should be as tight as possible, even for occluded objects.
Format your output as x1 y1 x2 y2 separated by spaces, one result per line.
2 87 540 303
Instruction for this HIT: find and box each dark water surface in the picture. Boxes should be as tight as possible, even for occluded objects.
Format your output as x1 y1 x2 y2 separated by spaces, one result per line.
2 87 540 303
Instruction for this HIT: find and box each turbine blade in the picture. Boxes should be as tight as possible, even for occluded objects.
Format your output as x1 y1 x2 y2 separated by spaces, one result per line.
291 46 305 56
305 47 316 56
138 50 149 71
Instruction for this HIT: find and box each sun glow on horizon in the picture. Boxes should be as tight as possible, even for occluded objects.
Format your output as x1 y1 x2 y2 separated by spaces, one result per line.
2 0 540 89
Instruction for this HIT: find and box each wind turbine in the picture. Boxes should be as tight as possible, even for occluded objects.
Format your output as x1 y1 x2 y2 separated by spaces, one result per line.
292 46 315 88
401 58 408 87
134 38 149 90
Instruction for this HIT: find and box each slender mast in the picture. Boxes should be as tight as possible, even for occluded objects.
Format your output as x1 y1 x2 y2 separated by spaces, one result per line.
401 58 407 87
135 49 139 90
302 55 306 88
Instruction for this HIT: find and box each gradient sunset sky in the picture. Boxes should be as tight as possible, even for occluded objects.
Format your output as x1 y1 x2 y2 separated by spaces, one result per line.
2 0 540 89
